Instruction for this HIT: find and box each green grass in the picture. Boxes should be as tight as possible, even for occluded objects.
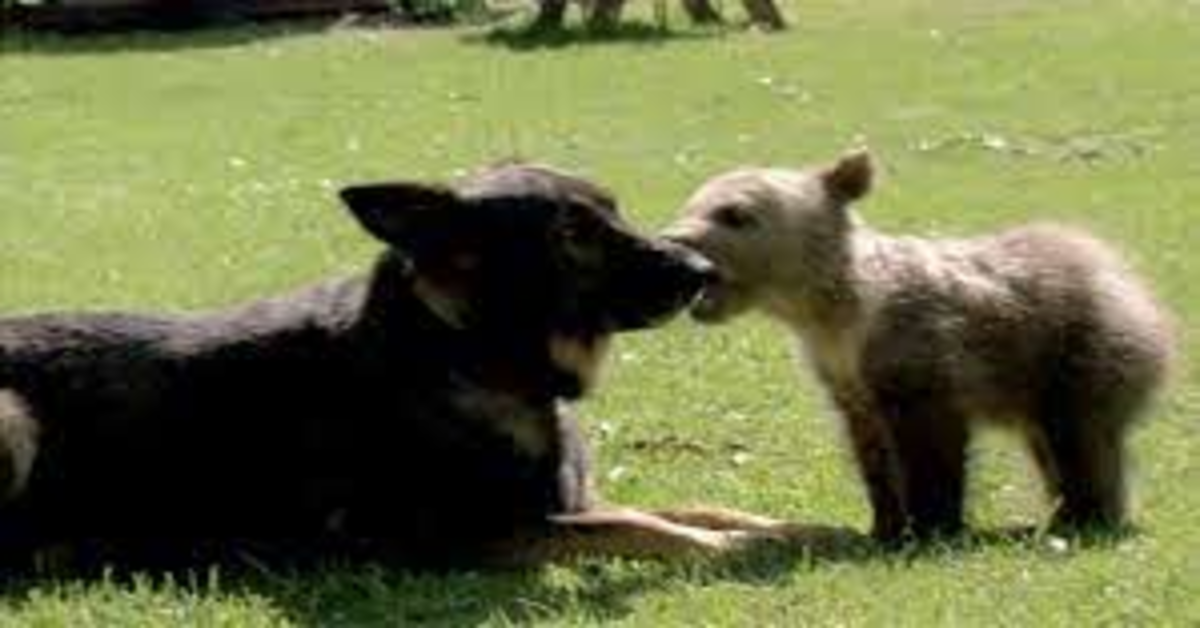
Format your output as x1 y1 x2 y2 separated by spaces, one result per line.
2 1 1199 625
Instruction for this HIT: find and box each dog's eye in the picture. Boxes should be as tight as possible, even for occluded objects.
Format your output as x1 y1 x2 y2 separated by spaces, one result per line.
558 214 601 244
712 205 757 230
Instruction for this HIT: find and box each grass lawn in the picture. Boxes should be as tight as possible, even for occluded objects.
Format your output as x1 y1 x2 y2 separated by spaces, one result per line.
1 0 1198 624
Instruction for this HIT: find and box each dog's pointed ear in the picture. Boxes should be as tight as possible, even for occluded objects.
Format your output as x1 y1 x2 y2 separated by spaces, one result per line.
339 182 463 248
821 149 874 204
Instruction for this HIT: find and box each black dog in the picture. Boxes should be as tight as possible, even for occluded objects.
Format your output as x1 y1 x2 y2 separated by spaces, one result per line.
0 163 795 572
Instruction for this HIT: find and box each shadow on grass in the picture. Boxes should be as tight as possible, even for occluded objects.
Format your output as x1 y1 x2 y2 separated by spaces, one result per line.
243 526 877 624
462 21 722 52
0 525 868 625
0 524 1137 625
855 523 1143 568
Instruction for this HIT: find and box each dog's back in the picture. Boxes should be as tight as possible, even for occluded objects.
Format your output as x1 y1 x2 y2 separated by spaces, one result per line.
0 276 365 444
0 269 590 568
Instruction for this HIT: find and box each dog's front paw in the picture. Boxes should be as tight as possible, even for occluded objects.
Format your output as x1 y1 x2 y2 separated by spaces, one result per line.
693 528 792 557
719 523 871 560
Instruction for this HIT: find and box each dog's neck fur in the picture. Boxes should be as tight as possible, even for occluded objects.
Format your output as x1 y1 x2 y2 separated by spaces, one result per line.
350 253 569 456
356 253 594 406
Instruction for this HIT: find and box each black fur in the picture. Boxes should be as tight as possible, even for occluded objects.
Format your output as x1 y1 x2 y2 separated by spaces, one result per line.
0 163 712 571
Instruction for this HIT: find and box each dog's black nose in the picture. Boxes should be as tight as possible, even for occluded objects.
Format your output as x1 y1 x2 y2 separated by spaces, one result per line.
607 240 719 331
656 240 718 289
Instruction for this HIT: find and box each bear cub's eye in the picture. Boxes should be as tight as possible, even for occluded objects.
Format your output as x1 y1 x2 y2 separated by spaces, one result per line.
712 205 758 230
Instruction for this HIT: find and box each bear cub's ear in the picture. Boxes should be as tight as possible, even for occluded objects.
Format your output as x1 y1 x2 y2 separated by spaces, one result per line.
338 182 463 250
821 149 874 204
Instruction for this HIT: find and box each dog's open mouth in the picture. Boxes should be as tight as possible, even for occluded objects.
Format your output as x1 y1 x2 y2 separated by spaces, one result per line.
690 290 723 323
611 286 706 331
689 276 735 323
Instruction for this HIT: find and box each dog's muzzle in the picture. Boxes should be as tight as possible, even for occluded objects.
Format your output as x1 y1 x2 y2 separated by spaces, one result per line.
666 243 718 295
653 240 719 307
656 233 733 321
602 240 718 332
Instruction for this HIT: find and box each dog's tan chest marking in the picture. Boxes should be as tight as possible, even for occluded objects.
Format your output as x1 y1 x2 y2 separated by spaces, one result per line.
0 390 38 503
549 333 612 395
450 384 556 457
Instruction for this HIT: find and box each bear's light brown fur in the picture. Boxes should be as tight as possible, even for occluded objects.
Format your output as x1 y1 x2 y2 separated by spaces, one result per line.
664 150 1175 540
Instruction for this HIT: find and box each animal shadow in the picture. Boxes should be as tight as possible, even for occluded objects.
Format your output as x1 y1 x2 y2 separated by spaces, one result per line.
0 525 868 625
0 524 1134 625
463 20 721 51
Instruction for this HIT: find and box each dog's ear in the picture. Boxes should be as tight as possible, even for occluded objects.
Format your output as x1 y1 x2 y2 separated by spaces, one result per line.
821 149 874 204
340 182 482 328
339 182 463 250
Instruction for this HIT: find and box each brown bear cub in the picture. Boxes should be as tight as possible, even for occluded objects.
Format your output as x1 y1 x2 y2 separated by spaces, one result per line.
663 150 1174 542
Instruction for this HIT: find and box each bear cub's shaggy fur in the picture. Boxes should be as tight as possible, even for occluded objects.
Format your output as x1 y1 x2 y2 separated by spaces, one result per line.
664 150 1174 541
